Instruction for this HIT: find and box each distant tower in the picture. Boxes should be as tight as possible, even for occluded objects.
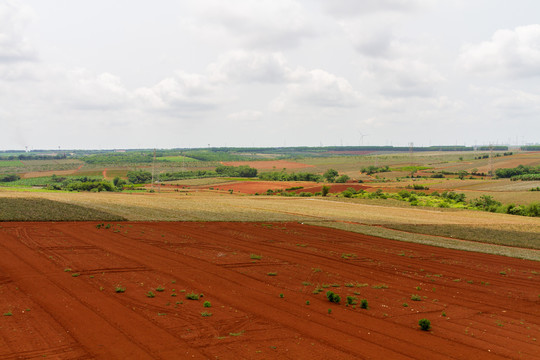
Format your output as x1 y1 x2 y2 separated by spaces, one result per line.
408 142 414 165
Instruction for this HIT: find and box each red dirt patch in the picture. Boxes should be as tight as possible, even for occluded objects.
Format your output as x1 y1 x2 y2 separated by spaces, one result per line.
222 160 315 170
0 222 539 359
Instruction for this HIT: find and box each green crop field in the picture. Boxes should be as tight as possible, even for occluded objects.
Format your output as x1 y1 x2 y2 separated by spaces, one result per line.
160 155 198 163
0 198 125 221
0 160 24 167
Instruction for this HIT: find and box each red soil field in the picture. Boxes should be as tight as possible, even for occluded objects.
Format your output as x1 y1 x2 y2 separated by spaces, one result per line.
221 160 315 170
1 222 539 359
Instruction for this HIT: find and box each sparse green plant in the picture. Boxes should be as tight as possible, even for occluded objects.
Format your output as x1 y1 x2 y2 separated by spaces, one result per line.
146 291 155 298
156 286 165 292
419 318 431 331
346 296 357 305
3 312 13 316
312 268 322 273
229 331 244 336
302 281 312 286
115 286 126 293
372 284 388 289
411 294 422 301
64 268 72 272
360 299 368 309
442 311 446 317
71 273 80 277
186 292 199 300
328 308 332 314
250 254 262 260
203 301 211 308
201 312 213 317
279 293 284 298
326 291 341 303
306 300 310 305
403 303 409 307
267 272 277 276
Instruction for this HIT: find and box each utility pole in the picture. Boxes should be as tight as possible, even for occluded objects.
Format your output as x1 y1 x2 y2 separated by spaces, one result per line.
151 148 156 190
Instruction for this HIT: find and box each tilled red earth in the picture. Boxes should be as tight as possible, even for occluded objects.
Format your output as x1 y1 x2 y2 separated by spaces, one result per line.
0 222 539 359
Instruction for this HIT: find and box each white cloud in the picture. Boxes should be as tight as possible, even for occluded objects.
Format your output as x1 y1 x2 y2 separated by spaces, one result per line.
322 0 430 17
208 50 289 83
199 0 315 50
135 71 220 113
0 0 36 63
226 110 263 123
59 69 130 111
459 24 540 77
272 68 361 111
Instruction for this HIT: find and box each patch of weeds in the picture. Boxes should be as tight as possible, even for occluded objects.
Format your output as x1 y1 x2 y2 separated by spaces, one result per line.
356 283 369 287
306 300 310 305
419 318 431 331
279 293 284 298
411 294 422 301
453 279 461 282
328 308 332 314
312 287 323 294
341 253 357 260
415 286 422 291
296 244 308 247
229 331 244 336
344 283 354 287
115 286 126 293
158 312 166 316
403 303 409 307
3 312 13 316
64 268 72 272
499 271 506 275
201 312 213 317
312 268 322 273
267 272 278 276
442 311 446 317
372 284 389 289
186 293 199 300
467 280 474 284
71 273 80 277
353 291 361 295
203 301 211 308
496 320 504 327
346 296 357 305
326 291 341 303
155 286 165 292
321 284 331 288
146 291 155 298
171 280 176 284
302 281 312 286
250 254 262 260
360 299 368 309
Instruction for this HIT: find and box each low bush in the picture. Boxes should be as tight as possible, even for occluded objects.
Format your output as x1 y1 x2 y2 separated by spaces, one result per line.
326 291 341 303
418 318 431 331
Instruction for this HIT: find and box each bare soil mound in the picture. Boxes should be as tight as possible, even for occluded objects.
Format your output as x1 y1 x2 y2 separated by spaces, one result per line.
1 222 538 359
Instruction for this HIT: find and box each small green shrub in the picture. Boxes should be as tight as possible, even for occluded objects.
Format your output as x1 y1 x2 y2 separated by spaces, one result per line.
411 294 422 301
186 293 199 300
326 291 341 303
419 318 431 331
267 272 277 276
360 299 368 309
279 293 284 298
306 300 310 305
203 301 211 308
346 296 357 305
201 312 213 317
250 254 262 260
115 286 126 293
156 286 165 292
146 291 155 298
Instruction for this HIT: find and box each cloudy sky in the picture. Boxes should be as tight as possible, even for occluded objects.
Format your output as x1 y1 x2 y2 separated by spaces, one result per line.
1 0 539 150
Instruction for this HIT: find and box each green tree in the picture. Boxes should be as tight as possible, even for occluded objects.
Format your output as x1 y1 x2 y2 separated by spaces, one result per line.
323 169 339 183
321 185 330 197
